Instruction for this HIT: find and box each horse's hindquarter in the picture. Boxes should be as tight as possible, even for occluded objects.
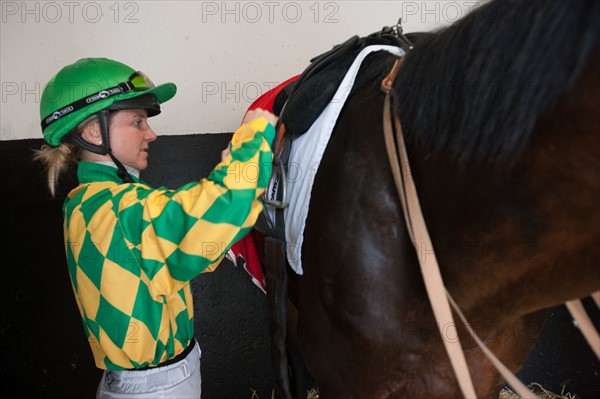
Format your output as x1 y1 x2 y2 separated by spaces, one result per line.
299 79 419 397
297 76 510 398
294 49 600 399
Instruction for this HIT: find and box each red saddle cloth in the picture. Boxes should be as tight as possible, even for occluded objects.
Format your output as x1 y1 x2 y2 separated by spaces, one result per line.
229 74 300 293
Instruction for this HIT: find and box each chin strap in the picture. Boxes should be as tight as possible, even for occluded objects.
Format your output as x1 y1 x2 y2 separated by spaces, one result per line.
64 109 134 184
98 110 133 183
108 152 134 183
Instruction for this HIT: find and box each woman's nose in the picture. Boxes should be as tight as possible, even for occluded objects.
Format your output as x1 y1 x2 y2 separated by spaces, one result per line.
146 127 158 142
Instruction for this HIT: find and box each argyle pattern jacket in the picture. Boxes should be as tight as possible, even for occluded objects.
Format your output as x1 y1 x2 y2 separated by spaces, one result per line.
63 118 275 370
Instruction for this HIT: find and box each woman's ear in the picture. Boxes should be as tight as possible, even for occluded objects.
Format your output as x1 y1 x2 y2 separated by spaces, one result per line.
80 121 103 145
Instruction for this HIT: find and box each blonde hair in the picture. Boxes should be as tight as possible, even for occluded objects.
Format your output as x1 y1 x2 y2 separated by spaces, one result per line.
33 144 78 197
34 114 99 197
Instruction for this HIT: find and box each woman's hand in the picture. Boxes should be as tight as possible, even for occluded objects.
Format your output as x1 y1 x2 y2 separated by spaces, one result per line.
220 146 230 162
242 108 278 127
221 109 277 162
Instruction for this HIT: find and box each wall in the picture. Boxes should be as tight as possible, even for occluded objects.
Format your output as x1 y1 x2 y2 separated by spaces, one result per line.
1 0 480 141
0 134 279 399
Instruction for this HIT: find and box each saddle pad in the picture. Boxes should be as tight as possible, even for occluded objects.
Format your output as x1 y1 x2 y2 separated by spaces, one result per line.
276 44 405 275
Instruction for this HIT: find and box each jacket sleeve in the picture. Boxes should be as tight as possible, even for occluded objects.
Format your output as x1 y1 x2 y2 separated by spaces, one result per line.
130 117 275 291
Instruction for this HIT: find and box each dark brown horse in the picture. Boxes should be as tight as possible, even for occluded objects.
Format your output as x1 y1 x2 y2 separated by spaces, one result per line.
262 0 600 398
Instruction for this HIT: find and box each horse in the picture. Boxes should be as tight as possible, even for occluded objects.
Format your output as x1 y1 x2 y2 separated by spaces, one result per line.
258 0 600 398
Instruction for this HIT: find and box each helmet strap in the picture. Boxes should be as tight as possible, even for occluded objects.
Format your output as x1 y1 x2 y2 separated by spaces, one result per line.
64 110 133 183
98 109 133 184
97 109 111 154
65 129 108 155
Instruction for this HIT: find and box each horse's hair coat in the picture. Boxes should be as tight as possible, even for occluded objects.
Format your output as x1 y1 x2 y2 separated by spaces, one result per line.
394 0 600 165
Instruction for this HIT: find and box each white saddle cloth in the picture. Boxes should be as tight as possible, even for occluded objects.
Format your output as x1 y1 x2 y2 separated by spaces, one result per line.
265 44 405 275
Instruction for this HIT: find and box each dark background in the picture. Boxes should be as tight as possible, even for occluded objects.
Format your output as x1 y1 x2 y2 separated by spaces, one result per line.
0 135 598 398
0 135 276 399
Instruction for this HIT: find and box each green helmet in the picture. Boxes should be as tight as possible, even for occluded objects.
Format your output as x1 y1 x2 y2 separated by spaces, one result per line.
40 57 176 147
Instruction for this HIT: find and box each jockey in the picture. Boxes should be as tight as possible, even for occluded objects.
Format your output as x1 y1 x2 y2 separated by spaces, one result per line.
36 57 277 398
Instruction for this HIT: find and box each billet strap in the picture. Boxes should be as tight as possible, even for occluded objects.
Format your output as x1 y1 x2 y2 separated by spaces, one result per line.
264 237 293 399
381 57 538 399
260 111 294 399
382 77 476 399
565 292 600 360
594 291 600 308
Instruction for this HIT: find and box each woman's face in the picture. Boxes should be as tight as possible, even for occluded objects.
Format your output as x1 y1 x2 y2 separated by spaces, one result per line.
109 109 157 171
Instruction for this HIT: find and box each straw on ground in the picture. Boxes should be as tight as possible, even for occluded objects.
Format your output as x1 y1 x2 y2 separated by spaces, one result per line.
499 383 579 399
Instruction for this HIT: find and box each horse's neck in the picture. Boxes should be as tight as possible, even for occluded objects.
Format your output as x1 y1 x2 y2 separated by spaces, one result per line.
408 155 530 321
409 54 600 324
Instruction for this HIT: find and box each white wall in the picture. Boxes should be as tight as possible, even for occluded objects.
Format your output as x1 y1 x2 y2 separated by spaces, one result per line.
1 0 483 141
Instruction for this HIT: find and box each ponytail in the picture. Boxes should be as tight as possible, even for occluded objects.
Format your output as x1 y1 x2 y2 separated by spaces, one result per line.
33 143 79 197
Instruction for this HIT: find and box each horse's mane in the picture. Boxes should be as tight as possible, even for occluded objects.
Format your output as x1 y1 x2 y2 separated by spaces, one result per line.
394 0 600 165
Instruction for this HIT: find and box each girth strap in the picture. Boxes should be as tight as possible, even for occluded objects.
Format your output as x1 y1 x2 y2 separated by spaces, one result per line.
264 237 293 399
381 57 538 399
259 118 294 399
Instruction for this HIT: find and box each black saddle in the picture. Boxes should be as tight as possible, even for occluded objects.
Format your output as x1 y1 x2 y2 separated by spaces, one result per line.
256 30 431 238
273 31 431 138
258 28 432 399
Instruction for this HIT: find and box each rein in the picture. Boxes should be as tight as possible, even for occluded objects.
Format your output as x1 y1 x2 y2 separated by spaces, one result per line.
381 56 600 398
381 57 538 399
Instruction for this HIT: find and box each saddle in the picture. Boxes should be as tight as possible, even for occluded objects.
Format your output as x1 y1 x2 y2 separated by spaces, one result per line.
257 25 423 399
273 32 416 138
256 29 427 238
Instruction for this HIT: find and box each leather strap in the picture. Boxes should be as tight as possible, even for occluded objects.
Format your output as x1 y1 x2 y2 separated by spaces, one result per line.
264 237 293 399
565 292 600 360
381 56 538 399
